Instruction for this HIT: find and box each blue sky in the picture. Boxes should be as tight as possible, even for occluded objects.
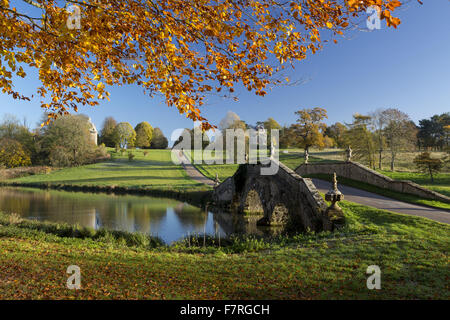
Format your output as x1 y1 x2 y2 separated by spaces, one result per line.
1 0 449 142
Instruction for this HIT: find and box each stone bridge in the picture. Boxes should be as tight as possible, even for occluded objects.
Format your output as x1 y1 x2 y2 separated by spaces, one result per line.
212 161 343 232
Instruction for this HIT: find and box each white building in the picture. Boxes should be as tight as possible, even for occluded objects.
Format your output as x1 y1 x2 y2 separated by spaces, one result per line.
87 117 98 145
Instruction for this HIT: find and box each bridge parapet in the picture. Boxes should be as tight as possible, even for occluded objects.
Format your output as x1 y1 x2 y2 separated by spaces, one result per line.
295 161 450 204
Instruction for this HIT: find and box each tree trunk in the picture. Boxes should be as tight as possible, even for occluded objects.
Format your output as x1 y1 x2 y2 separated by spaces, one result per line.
379 149 382 169
429 166 434 183
390 153 395 171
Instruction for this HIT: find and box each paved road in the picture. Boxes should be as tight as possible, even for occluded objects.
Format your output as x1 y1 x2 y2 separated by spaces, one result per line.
311 179 450 224
176 152 216 187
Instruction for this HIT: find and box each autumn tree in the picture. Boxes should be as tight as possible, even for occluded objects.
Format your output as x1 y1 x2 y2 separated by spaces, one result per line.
219 111 242 131
173 127 210 150
293 107 327 153
150 128 168 149
263 117 281 147
0 114 36 162
279 125 297 149
369 109 388 169
344 114 377 168
0 0 403 129
114 122 136 149
323 136 335 148
0 138 31 168
99 117 118 147
324 122 347 148
223 118 248 161
381 108 417 171
413 152 444 183
135 121 154 149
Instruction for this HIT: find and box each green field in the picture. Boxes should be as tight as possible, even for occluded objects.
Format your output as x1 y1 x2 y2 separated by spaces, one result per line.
187 149 331 182
12 149 209 191
0 199 448 299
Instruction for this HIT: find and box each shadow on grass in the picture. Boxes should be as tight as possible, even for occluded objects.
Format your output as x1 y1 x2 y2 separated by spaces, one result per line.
84 165 183 172
35 175 199 185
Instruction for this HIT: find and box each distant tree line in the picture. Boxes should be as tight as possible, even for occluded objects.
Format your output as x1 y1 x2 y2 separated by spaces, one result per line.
1 109 447 174
170 108 448 172
99 117 168 150
254 109 448 171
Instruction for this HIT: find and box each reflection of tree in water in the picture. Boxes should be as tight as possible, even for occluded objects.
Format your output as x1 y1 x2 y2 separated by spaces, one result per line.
173 203 208 230
0 188 201 235
0 188 31 216
103 200 167 234
0 187 96 228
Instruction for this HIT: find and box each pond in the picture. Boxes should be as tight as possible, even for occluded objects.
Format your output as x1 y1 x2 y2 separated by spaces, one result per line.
0 187 257 244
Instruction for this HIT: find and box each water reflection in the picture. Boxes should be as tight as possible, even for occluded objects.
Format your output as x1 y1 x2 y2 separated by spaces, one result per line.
0 187 241 244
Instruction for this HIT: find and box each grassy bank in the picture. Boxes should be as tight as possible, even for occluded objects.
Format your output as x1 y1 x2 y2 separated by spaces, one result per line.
0 198 448 299
11 149 208 190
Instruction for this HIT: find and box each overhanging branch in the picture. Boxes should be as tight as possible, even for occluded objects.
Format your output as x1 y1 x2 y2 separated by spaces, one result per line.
21 0 44 9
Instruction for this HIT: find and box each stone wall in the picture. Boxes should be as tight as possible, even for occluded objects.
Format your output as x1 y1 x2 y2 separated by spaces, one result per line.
295 161 450 204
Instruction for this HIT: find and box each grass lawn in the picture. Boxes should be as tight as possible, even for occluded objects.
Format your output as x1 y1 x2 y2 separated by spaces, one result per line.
11 149 209 191
0 199 448 299
185 150 239 182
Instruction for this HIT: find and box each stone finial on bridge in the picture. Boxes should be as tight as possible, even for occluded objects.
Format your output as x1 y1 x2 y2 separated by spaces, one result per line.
324 173 345 230
214 173 220 187
346 146 352 162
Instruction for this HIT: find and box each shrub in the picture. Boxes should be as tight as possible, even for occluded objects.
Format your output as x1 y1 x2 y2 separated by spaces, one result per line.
49 145 73 167
128 151 135 161
38 114 104 167
0 138 32 168
0 166 52 180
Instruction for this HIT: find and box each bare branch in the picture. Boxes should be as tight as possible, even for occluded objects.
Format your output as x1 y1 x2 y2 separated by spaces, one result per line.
21 0 44 9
